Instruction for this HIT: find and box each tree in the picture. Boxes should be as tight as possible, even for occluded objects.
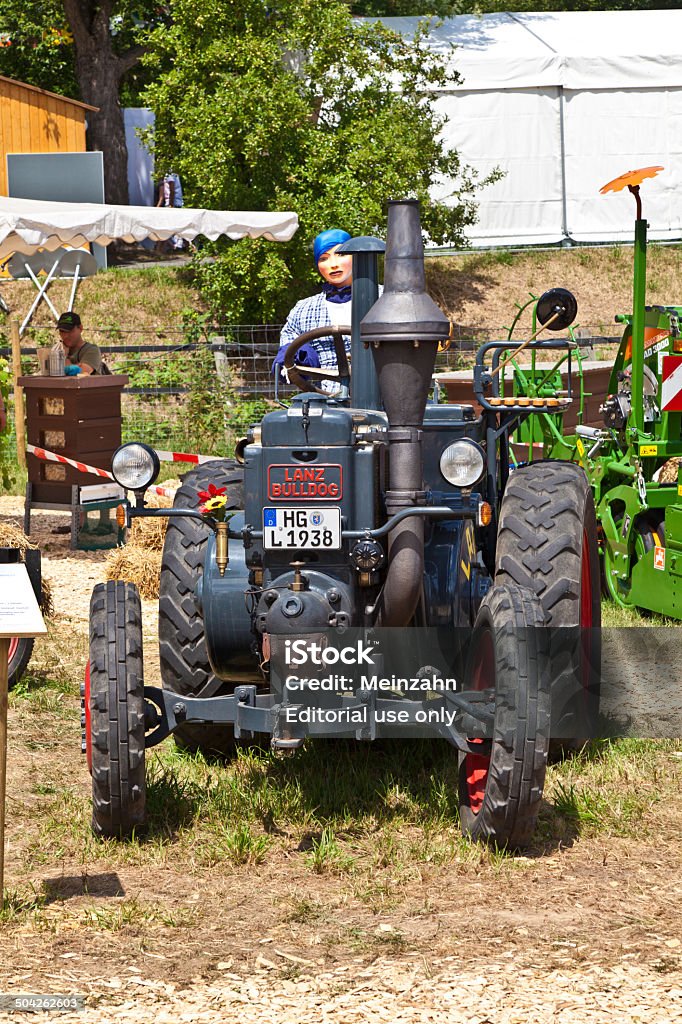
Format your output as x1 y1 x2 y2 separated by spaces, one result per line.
0 0 162 205
0 1 78 97
143 0 493 322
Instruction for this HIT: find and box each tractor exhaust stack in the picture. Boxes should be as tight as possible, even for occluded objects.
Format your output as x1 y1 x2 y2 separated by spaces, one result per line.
360 199 450 626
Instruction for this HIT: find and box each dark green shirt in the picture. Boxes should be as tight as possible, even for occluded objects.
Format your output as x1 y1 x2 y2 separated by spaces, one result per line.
66 341 102 374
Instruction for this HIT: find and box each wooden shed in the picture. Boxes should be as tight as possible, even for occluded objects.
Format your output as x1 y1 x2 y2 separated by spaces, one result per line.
0 75 97 196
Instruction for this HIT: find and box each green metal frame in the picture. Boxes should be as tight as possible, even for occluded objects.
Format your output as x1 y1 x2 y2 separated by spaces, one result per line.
501 293 586 461
529 173 682 617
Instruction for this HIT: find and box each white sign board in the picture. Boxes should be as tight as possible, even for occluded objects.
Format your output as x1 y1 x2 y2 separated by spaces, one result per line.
0 563 47 638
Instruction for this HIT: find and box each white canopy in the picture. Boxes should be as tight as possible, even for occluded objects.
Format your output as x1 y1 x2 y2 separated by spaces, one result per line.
381 11 682 92
369 11 682 247
0 196 298 259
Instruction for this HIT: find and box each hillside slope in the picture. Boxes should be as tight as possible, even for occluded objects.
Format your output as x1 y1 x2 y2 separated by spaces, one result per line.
1 243 681 339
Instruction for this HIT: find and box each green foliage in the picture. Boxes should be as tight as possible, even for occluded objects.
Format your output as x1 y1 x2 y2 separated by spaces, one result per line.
0 0 162 104
0 356 16 491
0 0 78 96
143 1 495 322
117 351 187 389
119 342 270 452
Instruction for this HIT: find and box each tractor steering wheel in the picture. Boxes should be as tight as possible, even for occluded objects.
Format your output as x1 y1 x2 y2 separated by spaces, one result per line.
282 325 351 395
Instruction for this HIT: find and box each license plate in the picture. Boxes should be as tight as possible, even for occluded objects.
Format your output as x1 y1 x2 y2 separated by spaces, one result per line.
263 507 342 550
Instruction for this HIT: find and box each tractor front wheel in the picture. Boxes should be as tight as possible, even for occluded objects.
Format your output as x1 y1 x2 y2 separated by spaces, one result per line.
458 583 550 849
88 581 146 838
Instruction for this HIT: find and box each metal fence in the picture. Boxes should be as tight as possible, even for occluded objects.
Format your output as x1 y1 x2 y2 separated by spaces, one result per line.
0 322 622 457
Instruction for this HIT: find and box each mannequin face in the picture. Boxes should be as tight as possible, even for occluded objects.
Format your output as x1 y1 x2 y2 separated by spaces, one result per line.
317 245 353 287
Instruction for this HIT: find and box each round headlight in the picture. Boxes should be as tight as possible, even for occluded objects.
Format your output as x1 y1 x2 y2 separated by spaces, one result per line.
439 440 484 488
111 443 160 491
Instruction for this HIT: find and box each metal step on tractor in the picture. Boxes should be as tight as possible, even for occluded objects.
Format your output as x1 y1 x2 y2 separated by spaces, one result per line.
82 199 600 850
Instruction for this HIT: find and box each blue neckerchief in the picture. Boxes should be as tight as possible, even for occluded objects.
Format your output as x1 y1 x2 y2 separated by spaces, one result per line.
321 282 352 304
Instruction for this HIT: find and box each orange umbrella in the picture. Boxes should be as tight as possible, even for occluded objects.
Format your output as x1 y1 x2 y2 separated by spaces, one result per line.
600 166 664 194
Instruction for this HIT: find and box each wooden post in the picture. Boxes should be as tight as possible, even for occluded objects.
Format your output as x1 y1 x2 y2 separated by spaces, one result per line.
10 320 26 470
0 636 9 903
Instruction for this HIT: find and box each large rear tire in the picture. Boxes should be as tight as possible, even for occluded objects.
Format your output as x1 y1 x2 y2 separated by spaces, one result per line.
494 461 601 743
458 583 550 849
158 459 244 756
89 581 146 838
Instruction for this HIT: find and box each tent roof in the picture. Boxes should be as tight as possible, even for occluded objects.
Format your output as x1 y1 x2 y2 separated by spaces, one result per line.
0 197 298 260
371 11 682 90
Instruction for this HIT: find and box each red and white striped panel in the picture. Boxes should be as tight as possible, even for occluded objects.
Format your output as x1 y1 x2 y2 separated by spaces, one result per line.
662 356 682 412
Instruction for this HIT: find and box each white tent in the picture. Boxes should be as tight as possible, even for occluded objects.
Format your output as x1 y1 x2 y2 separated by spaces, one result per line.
371 11 682 247
0 197 298 259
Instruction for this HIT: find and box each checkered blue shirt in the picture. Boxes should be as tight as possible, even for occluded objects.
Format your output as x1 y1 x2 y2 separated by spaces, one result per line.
278 292 351 371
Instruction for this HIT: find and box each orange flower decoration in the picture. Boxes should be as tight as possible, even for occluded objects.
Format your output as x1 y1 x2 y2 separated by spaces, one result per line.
600 166 664 194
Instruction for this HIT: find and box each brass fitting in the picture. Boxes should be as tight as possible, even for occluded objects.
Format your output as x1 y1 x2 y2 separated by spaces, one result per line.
215 521 229 577
290 561 307 592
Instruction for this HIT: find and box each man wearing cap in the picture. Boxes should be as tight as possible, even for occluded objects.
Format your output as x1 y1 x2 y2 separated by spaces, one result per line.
56 312 102 376
273 228 353 387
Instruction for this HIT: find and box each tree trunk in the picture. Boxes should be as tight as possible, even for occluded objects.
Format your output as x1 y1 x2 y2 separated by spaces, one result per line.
62 0 139 206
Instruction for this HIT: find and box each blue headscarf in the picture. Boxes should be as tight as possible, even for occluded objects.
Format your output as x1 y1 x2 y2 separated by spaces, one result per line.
313 228 351 266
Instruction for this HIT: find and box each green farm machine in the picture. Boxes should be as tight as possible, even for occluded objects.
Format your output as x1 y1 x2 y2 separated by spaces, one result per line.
513 166 682 617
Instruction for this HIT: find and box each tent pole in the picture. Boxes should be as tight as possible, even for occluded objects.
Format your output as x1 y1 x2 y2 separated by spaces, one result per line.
20 260 60 336
68 262 81 312
24 263 59 320
558 87 570 244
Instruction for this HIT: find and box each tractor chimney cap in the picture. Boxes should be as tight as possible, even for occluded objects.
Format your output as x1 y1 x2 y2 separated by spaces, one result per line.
360 198 450 344
337 235 386 254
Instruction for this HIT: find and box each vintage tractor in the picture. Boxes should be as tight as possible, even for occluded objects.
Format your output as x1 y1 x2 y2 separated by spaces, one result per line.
527 166 682 617
83 200 600 849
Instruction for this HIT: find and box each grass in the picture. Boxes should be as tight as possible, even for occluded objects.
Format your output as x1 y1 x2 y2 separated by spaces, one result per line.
601 600 677 628
80 896 194 931
0 884 47 925
544 738 681 838
0 884 193 933
23 738 471 873
1 265 205 342
306 827 355 875
21 727 678 883
283 895 327 924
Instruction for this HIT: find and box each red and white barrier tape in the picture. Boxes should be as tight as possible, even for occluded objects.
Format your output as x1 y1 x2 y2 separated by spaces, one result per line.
27 444 113 480
26 444 178 499
154 449 221 465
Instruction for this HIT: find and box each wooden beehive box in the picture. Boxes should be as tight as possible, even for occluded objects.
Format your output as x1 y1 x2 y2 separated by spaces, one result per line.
19 376 128 504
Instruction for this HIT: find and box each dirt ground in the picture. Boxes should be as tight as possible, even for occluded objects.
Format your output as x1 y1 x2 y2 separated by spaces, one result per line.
1 495 682 1023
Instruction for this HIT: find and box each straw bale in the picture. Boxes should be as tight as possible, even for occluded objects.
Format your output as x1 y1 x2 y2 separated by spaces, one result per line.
0 522 39 552
127 482 179 552
0 522 53 616
128 513 168 552
105 547 163 600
